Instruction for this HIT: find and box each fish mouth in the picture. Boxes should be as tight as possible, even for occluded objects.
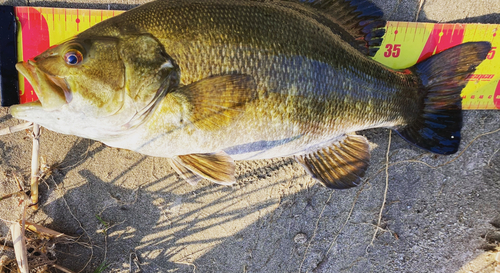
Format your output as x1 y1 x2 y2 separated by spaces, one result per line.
15 60 72 111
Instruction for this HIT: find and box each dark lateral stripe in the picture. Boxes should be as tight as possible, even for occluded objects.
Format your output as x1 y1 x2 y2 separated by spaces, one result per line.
0 6 19 107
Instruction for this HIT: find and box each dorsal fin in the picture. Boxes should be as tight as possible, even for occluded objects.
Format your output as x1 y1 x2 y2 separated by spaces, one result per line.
280 0 386 56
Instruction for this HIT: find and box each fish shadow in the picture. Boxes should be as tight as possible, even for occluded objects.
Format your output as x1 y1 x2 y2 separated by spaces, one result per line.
35 130 500 273
40 156 318 271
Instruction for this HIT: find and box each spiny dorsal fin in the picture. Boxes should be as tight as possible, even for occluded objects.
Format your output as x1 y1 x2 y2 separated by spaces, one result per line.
172 151 236 185
178 74 257 131
295 134 370 189
280 0 386 56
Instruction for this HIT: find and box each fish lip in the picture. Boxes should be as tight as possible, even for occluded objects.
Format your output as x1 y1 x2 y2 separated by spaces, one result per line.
15 60 72 109
16 61 39 97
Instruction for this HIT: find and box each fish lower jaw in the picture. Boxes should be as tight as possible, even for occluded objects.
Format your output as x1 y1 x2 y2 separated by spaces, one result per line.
9 101 42 118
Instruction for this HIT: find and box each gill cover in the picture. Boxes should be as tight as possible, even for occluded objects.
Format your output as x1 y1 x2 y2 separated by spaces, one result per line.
117 34 178 111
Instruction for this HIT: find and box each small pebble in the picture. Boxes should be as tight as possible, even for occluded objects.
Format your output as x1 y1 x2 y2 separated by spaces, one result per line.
294 232 307 244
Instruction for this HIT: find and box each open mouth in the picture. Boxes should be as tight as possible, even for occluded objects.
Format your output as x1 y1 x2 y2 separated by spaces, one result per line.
15 60 72 110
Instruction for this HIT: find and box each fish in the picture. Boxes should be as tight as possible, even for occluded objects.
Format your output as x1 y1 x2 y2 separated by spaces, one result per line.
10 0 491 189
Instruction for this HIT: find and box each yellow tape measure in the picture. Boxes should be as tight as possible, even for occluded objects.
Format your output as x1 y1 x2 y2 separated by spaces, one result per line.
14 7 500 109
373 22 500 110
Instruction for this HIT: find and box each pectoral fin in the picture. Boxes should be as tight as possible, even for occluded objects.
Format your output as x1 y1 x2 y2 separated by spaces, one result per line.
295 134 370 189
178 75 257 131
170 151 236 185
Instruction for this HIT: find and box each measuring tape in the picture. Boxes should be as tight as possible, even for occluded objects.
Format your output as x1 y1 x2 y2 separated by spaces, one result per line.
373 22 500 110
0 6 499 109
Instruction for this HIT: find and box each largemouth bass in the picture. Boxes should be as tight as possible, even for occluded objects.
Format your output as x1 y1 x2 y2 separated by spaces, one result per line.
10 0 491 188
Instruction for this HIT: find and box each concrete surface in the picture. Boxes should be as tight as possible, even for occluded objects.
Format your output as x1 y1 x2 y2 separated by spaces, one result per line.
0 0 499 272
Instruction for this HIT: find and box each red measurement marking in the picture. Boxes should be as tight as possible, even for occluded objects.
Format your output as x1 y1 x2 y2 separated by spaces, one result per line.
393 22 399 41
487 47 496 60
494 81 500 109
15 7 50 103
404 22 409 41
413 23 418 42
417 24 465 63
76 9 79 31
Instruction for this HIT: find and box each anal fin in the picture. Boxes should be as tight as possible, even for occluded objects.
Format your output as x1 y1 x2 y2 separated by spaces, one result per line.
295 134 370 189
170 151 236 185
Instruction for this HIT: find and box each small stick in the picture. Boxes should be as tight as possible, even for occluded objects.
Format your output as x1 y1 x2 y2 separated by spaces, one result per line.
30 124 41 210
13 173 24 191
0 122 33 136
0 191 24 202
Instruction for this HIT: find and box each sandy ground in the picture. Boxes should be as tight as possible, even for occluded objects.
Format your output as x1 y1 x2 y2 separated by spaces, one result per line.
0 0 499 272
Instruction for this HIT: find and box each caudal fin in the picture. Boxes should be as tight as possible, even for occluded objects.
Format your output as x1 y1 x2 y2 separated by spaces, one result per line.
396 42 491 155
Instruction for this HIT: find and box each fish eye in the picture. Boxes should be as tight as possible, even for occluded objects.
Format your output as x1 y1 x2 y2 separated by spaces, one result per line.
64 50 83 65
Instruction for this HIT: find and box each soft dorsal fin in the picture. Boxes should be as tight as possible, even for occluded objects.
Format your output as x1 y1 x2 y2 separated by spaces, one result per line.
280 0 386 56
295 134 370 189
171 151 236 185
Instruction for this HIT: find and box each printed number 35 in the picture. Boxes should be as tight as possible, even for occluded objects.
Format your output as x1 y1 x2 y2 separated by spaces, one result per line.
384 44 401 58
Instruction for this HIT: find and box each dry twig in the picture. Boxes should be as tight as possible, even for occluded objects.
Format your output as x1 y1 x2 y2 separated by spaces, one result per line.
30 124 41 210
367 131 392 252
0 122 33 136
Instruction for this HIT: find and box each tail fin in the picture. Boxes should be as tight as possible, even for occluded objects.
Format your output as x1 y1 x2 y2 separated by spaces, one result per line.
396 42 491 155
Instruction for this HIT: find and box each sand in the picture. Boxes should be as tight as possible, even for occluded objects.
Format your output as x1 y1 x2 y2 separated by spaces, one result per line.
0 0 499 272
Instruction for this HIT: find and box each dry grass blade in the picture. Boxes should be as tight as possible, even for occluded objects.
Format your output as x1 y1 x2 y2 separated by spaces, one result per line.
367 130 392 253
52 264 77 273
415 0 425 21
22 221 77 240
30 124 41 210
10 222 28 273
0 122 33 136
